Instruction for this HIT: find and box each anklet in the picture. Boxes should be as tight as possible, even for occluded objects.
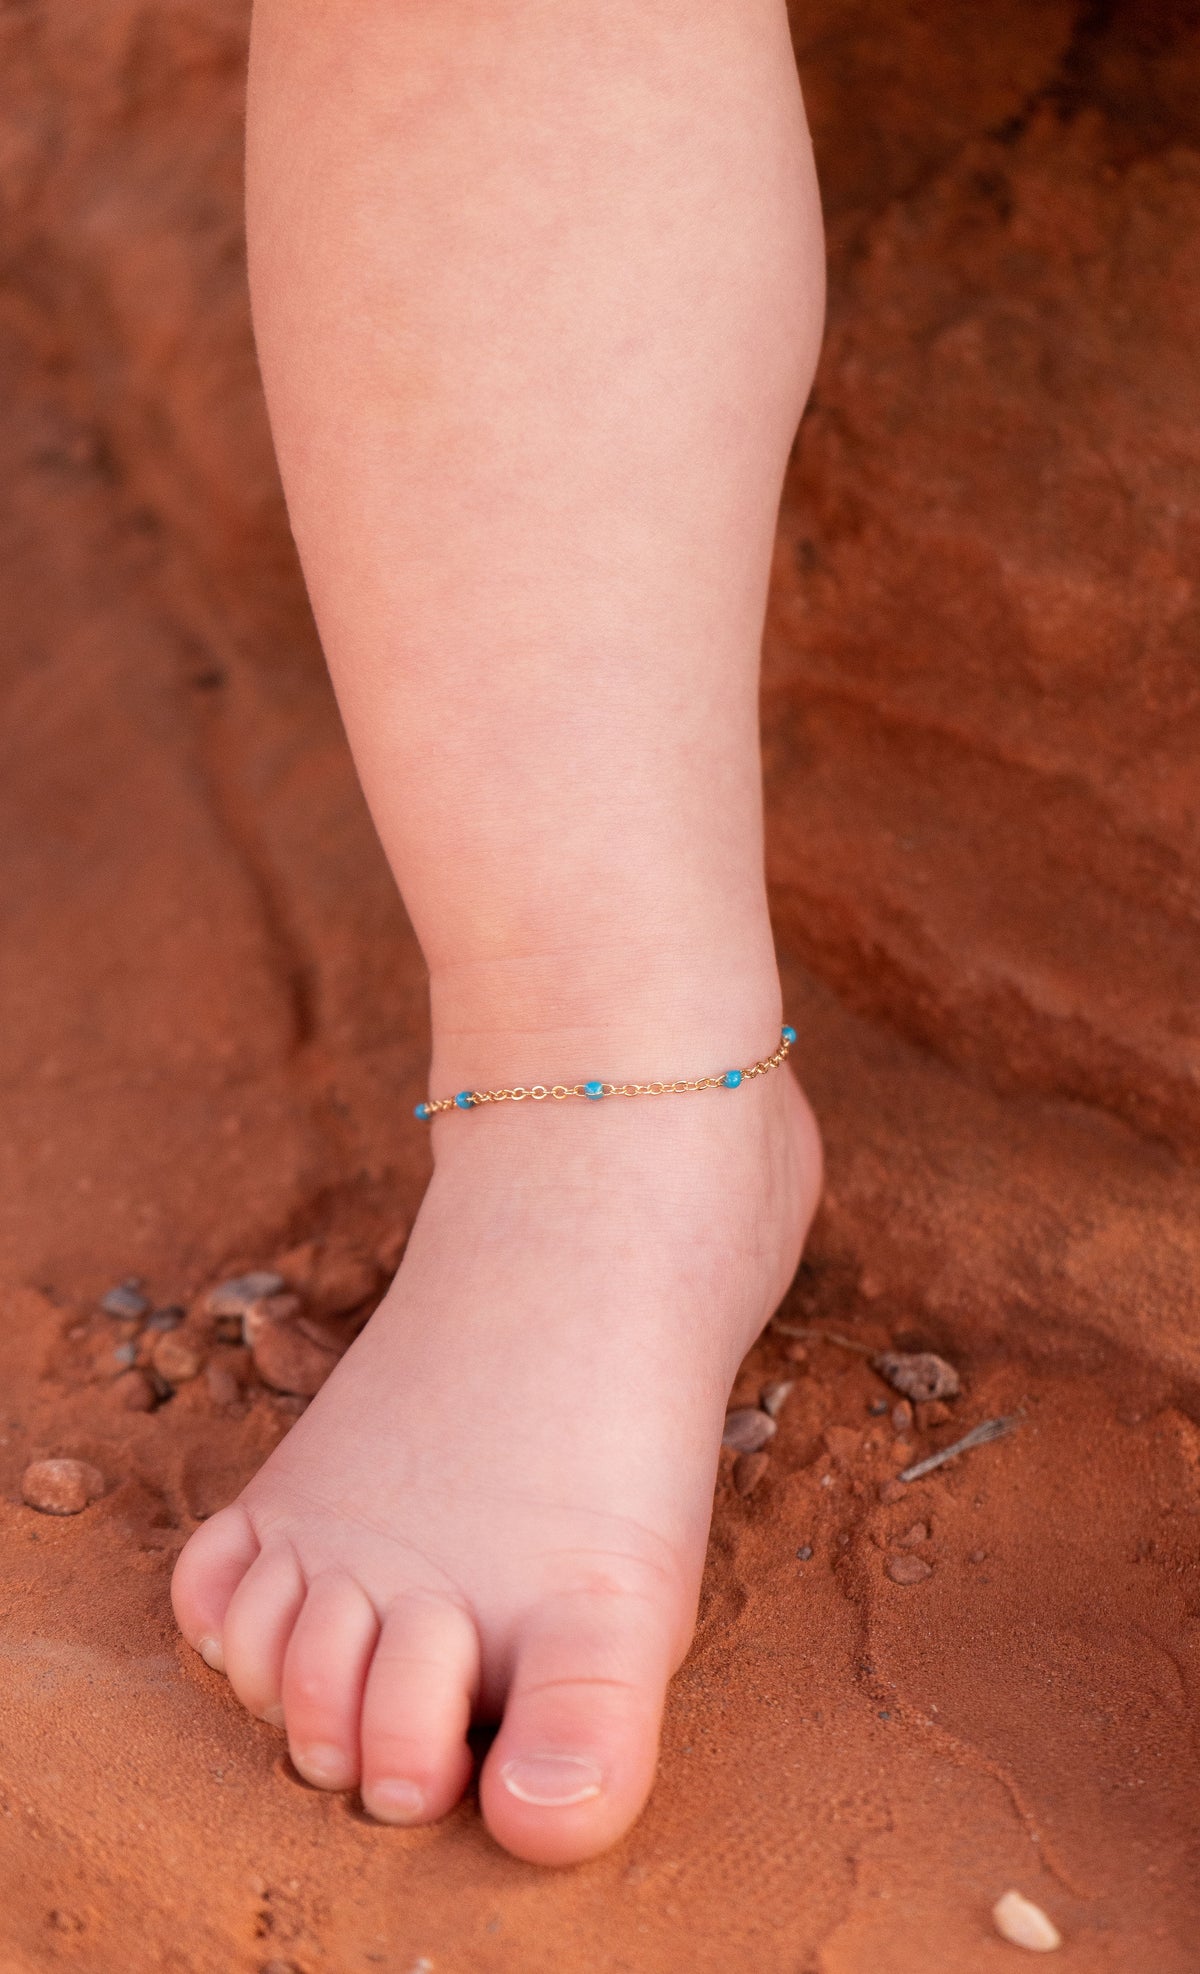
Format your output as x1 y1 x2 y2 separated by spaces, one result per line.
414 1025 798 1120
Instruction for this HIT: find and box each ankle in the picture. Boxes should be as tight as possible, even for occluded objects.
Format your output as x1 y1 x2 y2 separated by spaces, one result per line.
426 936 785 1092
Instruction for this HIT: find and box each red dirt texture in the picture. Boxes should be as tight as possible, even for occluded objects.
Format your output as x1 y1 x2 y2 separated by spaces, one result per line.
2 2 1199 1969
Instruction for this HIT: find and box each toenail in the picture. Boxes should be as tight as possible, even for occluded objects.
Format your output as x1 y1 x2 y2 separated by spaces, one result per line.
500 1755 603 1807
197 1636 224 1672
365 1778 426 1824
261 1703 285 1728
296 1743 353 1786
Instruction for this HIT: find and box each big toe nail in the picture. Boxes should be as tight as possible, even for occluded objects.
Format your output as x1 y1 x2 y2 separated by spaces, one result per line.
500 1754 603 1807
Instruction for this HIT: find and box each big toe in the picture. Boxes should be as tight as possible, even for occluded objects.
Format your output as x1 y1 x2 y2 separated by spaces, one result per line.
480 1587 677 1866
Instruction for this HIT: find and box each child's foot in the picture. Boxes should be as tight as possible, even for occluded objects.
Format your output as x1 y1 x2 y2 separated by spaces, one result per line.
172 1055 820 1865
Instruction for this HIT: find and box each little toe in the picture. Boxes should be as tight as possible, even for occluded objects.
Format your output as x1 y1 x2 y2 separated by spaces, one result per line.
171 1504 260 1673
221 1543 306 1725
282 1572 379 1790
359 1594 479 1826
480 1589 675 1866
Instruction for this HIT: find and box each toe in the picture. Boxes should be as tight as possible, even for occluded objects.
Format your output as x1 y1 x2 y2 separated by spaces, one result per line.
359 1594 479 1826
171 1504 260 1673
221 1543 306 1724
480 1588 675 1866
282 1572 379 1790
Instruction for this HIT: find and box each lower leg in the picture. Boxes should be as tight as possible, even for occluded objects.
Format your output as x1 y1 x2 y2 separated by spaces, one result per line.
245 0 823 1076
173 0 825 1864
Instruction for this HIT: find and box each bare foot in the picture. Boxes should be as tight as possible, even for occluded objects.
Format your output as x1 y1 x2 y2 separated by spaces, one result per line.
172 1057 821 1864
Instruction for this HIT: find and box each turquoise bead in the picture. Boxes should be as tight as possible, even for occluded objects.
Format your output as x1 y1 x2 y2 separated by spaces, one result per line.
723 1069 743 1088
454 1090 474 1110
414 1102 431 1121
584 1081 605 1100
781 1024 797 1045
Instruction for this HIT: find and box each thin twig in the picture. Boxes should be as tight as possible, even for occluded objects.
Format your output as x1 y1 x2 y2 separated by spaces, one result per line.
770 1321 876 1356
898 1415 1020 1484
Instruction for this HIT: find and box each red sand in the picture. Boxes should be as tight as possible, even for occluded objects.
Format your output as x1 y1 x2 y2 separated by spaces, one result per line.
1 3 1198 1967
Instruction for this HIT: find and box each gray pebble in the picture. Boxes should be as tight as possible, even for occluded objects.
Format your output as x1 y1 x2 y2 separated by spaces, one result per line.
796 1544 813 1561
208 1271 286 1317
722 1407 777 1454
147 1305 185 1331
100 1284 149 1320
112 1341 139 1367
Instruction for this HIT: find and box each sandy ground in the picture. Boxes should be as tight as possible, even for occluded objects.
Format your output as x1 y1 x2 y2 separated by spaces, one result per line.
1 2 1199 1968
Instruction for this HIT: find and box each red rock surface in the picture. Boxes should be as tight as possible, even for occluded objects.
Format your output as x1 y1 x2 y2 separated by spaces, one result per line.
1 1 1198 1967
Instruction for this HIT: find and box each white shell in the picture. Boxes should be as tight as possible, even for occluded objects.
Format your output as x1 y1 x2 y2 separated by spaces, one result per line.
992 1891 1062 1953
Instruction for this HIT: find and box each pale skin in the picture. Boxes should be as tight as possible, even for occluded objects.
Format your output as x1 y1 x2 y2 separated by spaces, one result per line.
171 0 826 1864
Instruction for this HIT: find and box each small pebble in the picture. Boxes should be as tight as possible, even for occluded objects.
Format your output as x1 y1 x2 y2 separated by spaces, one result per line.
147 1305 185 1332
968 1547 988 1564
252 1322 339 1398
242 1292 302 1346
760 1379 794 1419
205 1360 243 1407
207 1271 286 1319
152 1332 204 1385
99 1283 149 1321
279 1242 378 1316
796 1544 813 1561
733 1450 770 1496
112 1341 139 1368
868 1398 889 1417
872 1350 960 1402
878 1479 907 1504
916 1398 952 1428
21 1457 105 1515
313 1247 378 1315
722 1407 776 1454
110 1370 155 1413
885 1553 932 1585
895 1520 929 1550
296 1311 354 1353
991 1890 1062 1953
891 1399 914 1434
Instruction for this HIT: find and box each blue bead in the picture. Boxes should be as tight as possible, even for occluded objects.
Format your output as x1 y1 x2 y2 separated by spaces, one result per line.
454 1090 475 1110
584 1081 605 1100
781 1024 797 1045
414 1102 431 1121
723 1069 743 1089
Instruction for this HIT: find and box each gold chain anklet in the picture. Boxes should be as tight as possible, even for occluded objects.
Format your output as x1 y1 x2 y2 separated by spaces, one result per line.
414 1025 797 1120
